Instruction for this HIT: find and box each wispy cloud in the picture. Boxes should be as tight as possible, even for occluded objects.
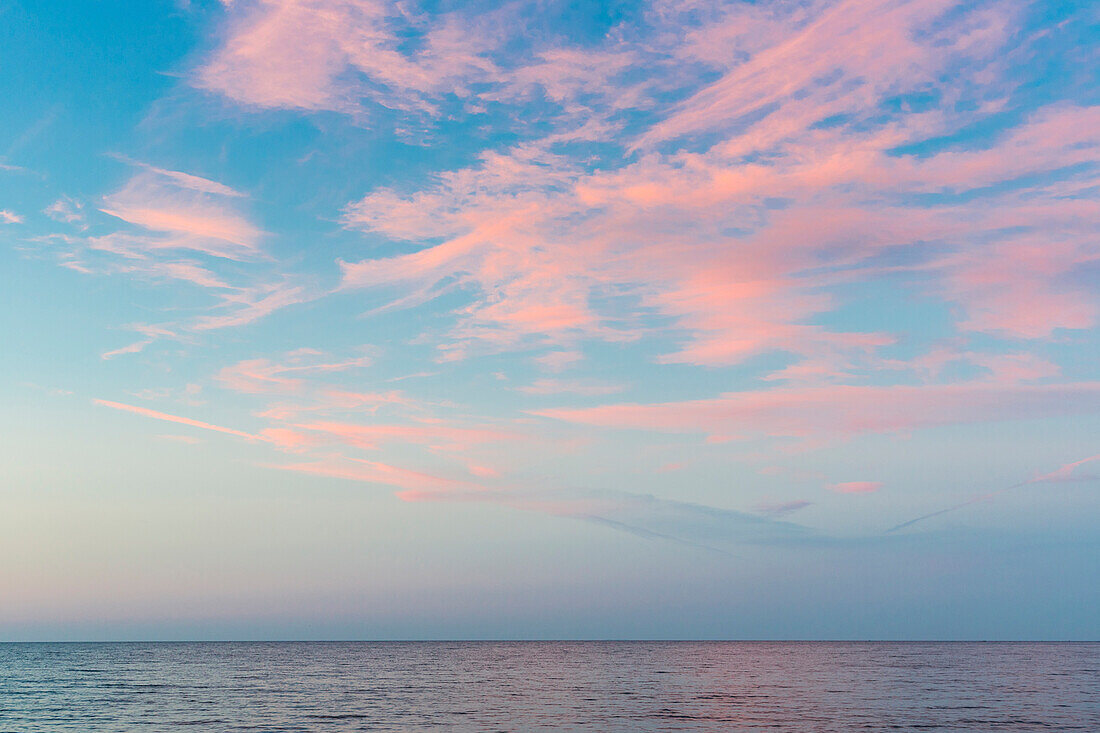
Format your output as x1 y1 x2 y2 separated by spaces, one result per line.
156 434 203 445
192 283 312 331
532 350 583 372
535 383 1100 441
43 197 85 225
755 499 813 517
888 453 1100 532
216 350 372 394
516 378 626 396
93 398 262 441
99 168 263 260
315 0 1099 382
290 420 519 453
272 455 478 493
100 324 178 360
32 162 310 350
193 0 503 115
400 486 816 553
828 481 882 494
110 156 247 198
273 448 820 552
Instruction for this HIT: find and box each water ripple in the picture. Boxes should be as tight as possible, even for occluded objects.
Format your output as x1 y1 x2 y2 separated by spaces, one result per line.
0 642 1097 732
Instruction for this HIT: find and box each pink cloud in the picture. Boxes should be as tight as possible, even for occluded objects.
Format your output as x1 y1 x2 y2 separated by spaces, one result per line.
216 352 371 394
122 160 246 198
156 434 203 445
100 340 153 360
273 455 477 493
466 463 500 478
939 235 1099 338
99 169 262 260
100 324 179 360
1027 454 1100 484
292 420 518 452
828 481 883 494
192 283 310 331
66 230 241 291
534 382 1100 440
901 348 1062 384
338 112 1093 372
218 359 306 394
324 2 1099 378
193 0 501 113
256 389 416 422
153 261 233 290
193 0 368 111
44 197 85 225
638 0 1014 148
258 427 318 452
516 379 626 396
532 350 584 372
93 399 261 441
38 162 315 342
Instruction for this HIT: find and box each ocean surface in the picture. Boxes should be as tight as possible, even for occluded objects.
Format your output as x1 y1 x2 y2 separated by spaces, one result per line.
1 642 1097 731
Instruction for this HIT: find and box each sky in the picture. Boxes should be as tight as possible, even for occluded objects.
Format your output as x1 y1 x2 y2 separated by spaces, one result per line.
1 0 1098 641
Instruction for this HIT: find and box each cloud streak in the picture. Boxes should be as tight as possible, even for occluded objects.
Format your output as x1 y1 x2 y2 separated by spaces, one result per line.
93 399 262 441
887 453 1100 532
828 482 882 494
534 383 1100 441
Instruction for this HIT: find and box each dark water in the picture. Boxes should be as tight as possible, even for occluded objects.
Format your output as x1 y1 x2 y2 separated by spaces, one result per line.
1 642 1097 731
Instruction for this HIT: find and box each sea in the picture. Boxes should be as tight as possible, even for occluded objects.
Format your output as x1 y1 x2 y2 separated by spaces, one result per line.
1 642 1097 731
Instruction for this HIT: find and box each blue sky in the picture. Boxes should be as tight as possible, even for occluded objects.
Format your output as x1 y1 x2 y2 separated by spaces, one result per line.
1 0 1098 640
